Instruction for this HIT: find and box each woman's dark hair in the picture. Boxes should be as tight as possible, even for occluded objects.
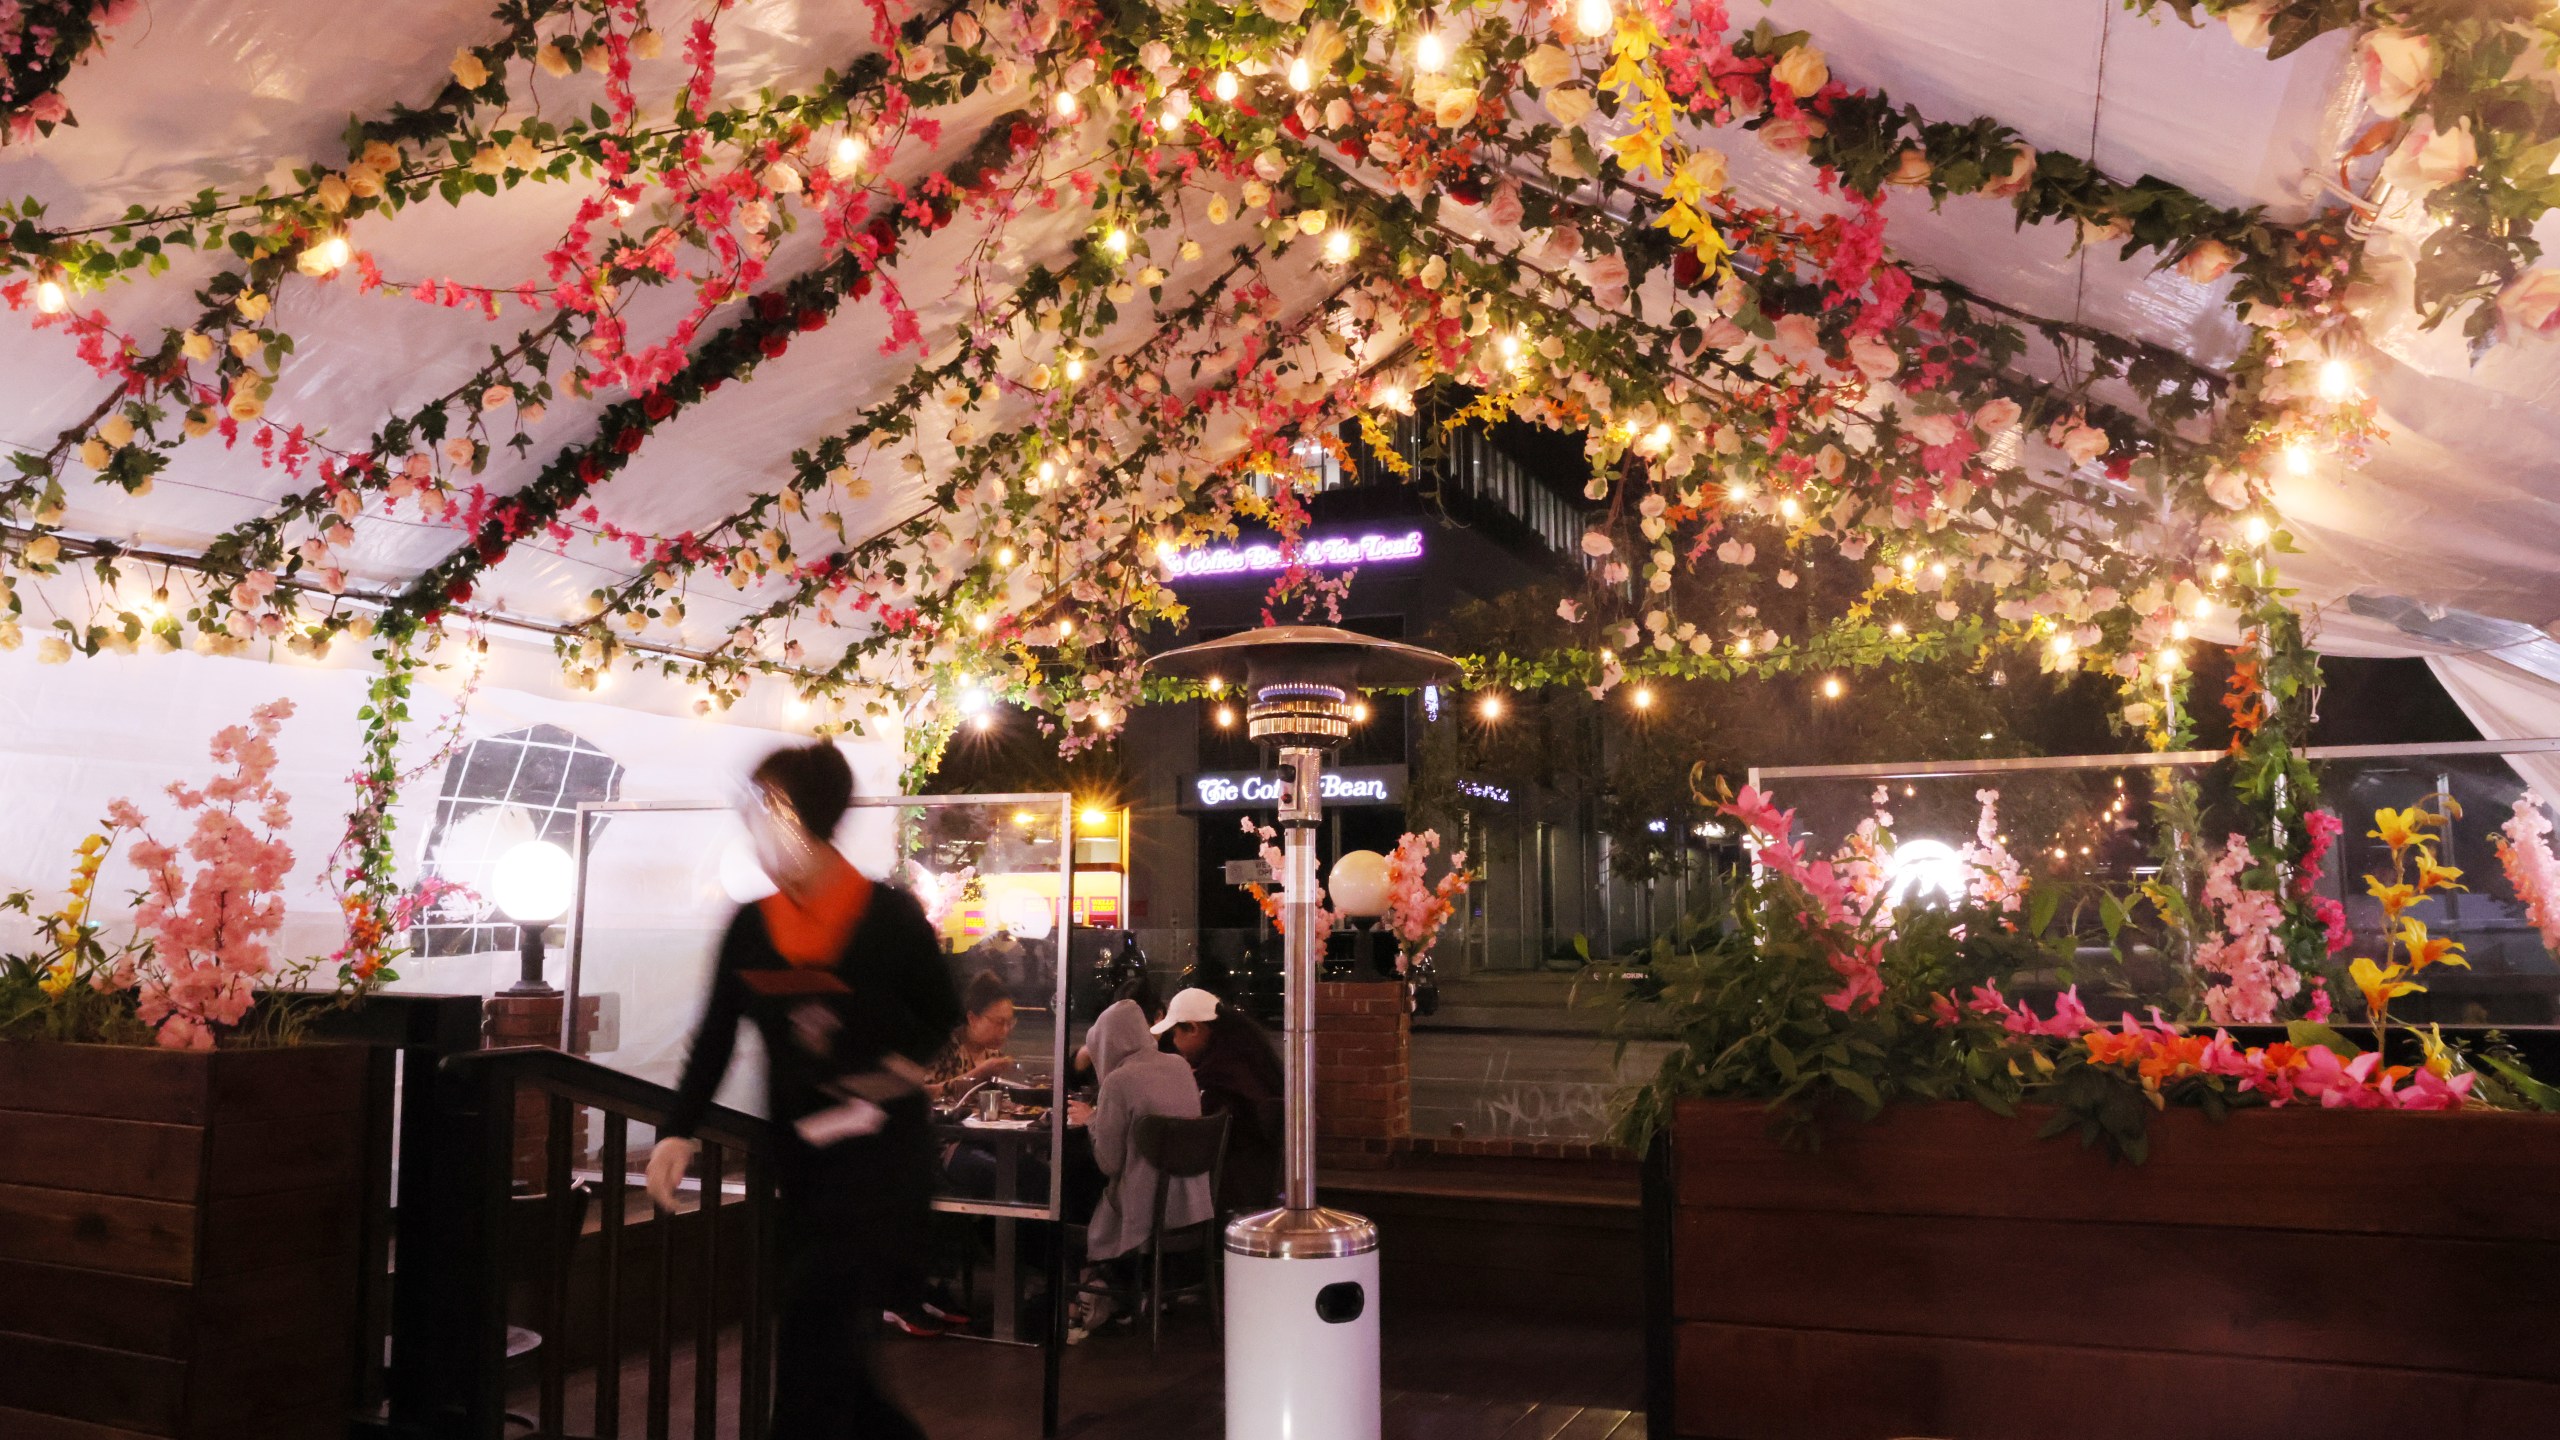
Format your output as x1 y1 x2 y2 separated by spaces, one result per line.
1112 972 1165 1022
751 741 853 839
961 969 1012 1017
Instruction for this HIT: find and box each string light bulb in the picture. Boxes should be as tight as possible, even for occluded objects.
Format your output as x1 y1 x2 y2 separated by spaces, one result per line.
1820 676 1843 699
1054 89 1080 119
1323 228 1356 265
833 133 868 169
2316 356 2356 402
1887 621 1906 638
1063 353 1086 383
1351 699 1371 723
973 711 994 732
1215 704 1236 727
1645 422 1674 452
2050 632 2075 658
1574 0 1615 39
308 233 352 274
1103 226 1130 257
1160 102 1185 130
2283 441 2313 477
1478 692 1505 721
1214 70 1240 102
1415 30 1447 73
1631 685 1655 710
1288 55 1313 92
971 612 992 633
34 276 66 314
2243 514 2271 547
1777 495 1801 519
997 546 1015 567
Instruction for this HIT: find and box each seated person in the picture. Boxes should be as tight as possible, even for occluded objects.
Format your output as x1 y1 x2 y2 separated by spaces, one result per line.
927 971 1021 1104
1155 987 1285 1213
1066 997 1213 1328
930 972 1031 1203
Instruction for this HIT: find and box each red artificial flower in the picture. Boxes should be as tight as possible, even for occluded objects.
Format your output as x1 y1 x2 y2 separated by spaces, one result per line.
445 579 473 604
642 390 677 421
759 333 789 360
796 308 826 331
612 427 644 454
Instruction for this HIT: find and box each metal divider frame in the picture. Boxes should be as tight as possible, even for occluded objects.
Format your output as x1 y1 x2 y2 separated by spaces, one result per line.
559 791 1078 1225
1747 736 2560 793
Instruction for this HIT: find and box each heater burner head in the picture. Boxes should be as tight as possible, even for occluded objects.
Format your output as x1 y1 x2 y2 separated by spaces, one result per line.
1248 682 1352 747
1147 625 1462 754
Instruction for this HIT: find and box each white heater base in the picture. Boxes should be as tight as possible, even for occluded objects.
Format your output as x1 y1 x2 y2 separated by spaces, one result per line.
1222 1247 1381 1440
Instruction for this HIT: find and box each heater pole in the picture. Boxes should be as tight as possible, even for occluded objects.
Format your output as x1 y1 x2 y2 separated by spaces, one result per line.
1277 745 1323 1212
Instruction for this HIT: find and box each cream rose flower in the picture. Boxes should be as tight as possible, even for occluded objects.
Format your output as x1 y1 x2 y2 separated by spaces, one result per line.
2380 114 2476 198
1973 397 2021 433
25 536 61 565
98 414 134 446
78 437 109 469
235 291 272 322
1887 148 1933 187
2175 238 2240 285
1758 115 1825 153
630 27 664 60
38 637 70 664
314 173 351 211
1434 86 1479 128
535 42 572 77
2358 28 2436 118
451 47 491 91
1771 43 1829 97
2223 0 2277 50
1547 134 1591 179
1983 144 2037 199
1206 192 1231 224
2497 268 2560 340
1545 86 1594 127
1524 44 1575 90
2204 465 2252 510
1847 333 1899 380
1259 0 1305 21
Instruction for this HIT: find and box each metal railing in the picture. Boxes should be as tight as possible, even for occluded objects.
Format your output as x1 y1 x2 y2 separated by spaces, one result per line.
430 1045 787 1440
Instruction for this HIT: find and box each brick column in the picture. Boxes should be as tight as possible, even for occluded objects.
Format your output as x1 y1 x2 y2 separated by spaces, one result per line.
1314 980 1409 1171
484 993 564 1189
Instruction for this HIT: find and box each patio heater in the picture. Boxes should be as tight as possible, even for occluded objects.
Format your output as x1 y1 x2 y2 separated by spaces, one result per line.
1147 624 1460 1440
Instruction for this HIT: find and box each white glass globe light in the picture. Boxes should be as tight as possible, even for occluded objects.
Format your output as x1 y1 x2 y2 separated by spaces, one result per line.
1329 849 1391 918
493 839 576 923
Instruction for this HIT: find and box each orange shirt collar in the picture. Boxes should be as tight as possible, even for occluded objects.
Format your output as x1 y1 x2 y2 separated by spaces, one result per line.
757 850 872 967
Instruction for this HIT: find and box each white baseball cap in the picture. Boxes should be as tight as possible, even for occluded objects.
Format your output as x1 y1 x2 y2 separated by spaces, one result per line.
1149 986 1224 1034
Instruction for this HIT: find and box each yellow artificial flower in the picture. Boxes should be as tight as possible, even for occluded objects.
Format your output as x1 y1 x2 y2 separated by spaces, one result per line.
2365 874 2418 920
2368 805 2434 852
38 957 76 996
2398 918 2468 973
2416 855 2465 893
2350 956 2423 1019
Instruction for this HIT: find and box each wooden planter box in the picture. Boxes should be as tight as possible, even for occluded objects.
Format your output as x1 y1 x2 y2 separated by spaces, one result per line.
1654 1098 2560 1440
0 1041 369 1440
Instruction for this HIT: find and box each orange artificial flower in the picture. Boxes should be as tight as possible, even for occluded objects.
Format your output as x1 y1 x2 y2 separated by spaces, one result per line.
2350 956 2422 1020
2365 874 2418 920
2368 805 2434 853
2415 855 2465 893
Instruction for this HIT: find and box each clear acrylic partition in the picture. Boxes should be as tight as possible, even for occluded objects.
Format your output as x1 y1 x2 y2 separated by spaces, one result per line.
1749 740 2560 1028
563 793 1076 1219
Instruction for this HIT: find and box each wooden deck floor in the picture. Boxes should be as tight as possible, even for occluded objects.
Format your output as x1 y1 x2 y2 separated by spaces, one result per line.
514 1300 1642 1440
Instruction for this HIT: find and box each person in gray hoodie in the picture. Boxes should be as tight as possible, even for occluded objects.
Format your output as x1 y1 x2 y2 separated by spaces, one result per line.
1077 997 1216 1269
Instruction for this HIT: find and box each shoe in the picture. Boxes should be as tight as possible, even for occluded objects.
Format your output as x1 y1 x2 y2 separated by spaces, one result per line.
882 1308 947 1338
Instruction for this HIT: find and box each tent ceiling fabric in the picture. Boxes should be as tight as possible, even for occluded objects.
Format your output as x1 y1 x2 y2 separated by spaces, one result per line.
4 0 2559 723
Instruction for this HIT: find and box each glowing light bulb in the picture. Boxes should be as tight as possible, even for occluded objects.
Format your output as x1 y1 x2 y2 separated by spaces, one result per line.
1929 562 1947 579
1063 353 1086 383
2170 619 2190 641
1734 637 1753 656
1646 422 1674 452
1214 70 1240 102
1631 685 1655 710
1092 707 1114 728
1215 704 1236 727
2244 515 2271 547
1899 554 1918 575
2191 597 2213 619
1160 103 1185 130
972 612 992 633
1574 0 1615 39
1038 459 1058 485
1377 384 1407 411
1777 495 1801 520
1478 692 1505 720
1416 30 1447 73
1054 89 1080 119
612 196 636 218
310 234 352 273
2050 633 2075 658
1351 700 1372 723
1103 226 1130 257
833 134 867 169
1887 621 1906 638
973 711 994 732
1288 56 1313 92
1156 540 1180 564
1725 482 1749 502
997 546 1015 567
2159 648 2182 671
2316 357 2356 402
34 278 66 314
1058 619 1074 639
1323 228 1355 265
2210 562 2230 582
1820 676 1843 699
2283 441 2313 477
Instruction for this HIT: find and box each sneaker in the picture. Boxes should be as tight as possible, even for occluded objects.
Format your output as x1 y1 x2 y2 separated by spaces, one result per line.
882 1308 947 1338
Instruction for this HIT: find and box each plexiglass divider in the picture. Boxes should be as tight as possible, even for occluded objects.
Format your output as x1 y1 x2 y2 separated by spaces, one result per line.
1748 739 2560 1027
562 793 1076 1220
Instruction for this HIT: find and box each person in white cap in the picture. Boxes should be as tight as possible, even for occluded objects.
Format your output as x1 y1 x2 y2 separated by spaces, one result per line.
1153 987 1284 1211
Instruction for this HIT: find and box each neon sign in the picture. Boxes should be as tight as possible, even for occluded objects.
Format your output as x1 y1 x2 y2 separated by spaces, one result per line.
1178 765 1407 811
1161 529 1426 580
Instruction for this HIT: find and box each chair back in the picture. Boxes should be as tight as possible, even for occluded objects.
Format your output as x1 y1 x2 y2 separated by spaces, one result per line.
1136 1111 1229 1180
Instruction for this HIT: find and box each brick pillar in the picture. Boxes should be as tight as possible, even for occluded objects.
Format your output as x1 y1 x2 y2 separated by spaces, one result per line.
484 993 564 1190
1315 980 1409 1172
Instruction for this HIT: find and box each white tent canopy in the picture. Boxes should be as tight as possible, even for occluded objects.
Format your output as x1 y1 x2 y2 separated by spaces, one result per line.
2 0 2557 732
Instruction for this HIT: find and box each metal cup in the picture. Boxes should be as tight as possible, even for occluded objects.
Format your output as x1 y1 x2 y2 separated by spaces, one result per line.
975 1087 1004 1121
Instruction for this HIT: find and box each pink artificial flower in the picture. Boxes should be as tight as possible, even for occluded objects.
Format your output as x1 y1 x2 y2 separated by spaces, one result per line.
1724 785 1792 840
